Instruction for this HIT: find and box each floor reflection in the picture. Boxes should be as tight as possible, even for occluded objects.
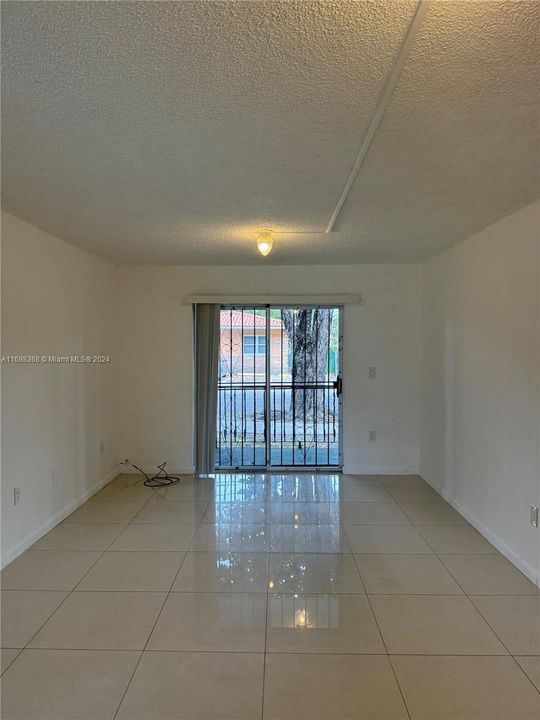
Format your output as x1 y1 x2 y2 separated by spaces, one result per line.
267 552 363 593
268 594 340 629
208 473 342 503
205 501 344 525
204 523 349 553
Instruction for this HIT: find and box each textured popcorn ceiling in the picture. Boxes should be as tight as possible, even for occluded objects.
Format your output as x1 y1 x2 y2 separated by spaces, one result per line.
1 1 538 264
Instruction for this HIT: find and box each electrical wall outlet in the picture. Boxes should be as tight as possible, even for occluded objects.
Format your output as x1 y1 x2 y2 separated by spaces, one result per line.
530 505 539 528
13 487 21 505
369 430 377 443
368 366 377 379
99 441 105 456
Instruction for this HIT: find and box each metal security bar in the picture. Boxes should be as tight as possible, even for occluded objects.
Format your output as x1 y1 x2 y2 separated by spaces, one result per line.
216 305 342 469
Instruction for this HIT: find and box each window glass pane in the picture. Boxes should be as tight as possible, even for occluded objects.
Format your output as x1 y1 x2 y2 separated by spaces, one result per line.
243 336 255 354
257 336 266 354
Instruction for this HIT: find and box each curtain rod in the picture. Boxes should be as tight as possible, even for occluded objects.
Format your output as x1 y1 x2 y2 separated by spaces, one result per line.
182 294 361 305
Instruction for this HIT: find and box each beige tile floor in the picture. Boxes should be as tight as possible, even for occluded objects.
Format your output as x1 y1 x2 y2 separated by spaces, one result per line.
1 472 539 719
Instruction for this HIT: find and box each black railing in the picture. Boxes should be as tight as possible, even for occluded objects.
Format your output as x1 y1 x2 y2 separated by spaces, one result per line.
216 383 339 468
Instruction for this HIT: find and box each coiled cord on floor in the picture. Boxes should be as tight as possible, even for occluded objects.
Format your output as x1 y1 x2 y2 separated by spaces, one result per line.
128 461 180 487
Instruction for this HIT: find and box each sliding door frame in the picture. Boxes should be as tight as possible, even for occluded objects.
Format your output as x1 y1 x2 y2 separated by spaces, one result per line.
216 303 343 472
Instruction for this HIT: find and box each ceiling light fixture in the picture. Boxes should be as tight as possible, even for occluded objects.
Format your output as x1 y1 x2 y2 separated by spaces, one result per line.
256 229 273 256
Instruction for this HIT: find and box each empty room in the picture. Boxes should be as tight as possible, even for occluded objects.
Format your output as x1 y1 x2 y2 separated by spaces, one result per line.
1 1 539 719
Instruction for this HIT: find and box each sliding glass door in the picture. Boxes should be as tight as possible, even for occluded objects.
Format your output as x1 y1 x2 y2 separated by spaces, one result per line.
216 306 342 469
216 307 267 468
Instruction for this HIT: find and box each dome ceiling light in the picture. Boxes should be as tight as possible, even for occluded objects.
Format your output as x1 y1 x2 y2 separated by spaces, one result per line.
256 229 273 257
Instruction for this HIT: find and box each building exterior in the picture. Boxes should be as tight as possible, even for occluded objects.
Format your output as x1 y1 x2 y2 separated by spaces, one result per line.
219 309 289 379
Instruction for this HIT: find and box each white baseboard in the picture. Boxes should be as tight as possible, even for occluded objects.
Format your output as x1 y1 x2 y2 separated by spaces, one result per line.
1 468 120 569
419 469 539 588
417 468 445 495
342 466 420 476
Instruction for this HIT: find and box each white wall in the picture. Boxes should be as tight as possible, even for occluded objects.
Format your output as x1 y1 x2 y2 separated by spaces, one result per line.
1 212 118 566
116 264 422 475
420 201 540 584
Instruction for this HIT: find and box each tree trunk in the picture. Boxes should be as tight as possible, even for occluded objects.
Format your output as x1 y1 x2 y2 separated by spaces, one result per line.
281 308 331 424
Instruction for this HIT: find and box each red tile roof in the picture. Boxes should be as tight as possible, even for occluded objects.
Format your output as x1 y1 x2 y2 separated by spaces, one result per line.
220 309 283 329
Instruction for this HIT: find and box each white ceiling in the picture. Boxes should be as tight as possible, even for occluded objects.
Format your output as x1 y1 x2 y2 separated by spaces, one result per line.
1 1 538 265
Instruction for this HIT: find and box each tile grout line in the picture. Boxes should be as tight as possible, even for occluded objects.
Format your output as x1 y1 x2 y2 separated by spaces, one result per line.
438 550 540 697
0 647 23 676
260 553 271 720
7 647 532 657
1 481 198 687
377 474 540 705
5 588 539 596
411 494 540 698
111 491 211 719
4 474 539 712
350 550 412 720
2 497 154 662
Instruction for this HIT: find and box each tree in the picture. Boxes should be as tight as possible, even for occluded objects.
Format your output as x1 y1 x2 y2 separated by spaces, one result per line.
280 308 332 423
